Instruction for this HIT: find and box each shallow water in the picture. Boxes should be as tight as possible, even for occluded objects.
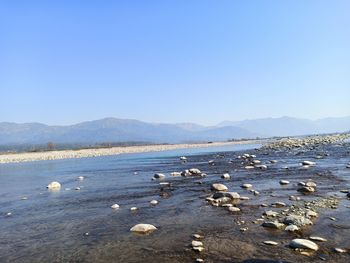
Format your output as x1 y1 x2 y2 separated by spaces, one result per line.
0 143 349 263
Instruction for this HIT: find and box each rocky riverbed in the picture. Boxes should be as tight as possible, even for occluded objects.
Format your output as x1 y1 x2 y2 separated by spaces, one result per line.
0 136 349 262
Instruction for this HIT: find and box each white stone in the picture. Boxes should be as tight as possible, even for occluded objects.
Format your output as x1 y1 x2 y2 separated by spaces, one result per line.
130 223 157 233
289 239 319 251
47 181 61 190
111 204 120 209
211 183 228 192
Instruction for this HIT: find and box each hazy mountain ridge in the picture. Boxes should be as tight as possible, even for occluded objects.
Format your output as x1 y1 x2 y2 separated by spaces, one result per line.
0 118 256 146
218 116 350 137
0 116 349 147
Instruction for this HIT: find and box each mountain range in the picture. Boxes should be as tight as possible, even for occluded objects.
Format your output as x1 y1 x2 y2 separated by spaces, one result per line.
0 116 349 148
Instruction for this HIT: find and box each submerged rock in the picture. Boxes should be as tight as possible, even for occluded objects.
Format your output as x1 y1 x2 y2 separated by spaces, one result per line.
262 221 284 229
289 239 319 251
153 173 165 180
130 224 157 233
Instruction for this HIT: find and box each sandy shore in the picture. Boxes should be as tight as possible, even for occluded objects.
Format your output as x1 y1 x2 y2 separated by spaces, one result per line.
0 140 260 164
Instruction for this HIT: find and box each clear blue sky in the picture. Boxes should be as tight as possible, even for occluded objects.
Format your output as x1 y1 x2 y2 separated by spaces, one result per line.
1 0 349 125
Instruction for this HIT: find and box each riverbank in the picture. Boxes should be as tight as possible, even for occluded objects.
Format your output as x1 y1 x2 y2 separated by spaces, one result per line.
0 140 261 164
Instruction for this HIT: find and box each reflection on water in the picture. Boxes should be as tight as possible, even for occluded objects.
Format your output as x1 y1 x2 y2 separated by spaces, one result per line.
0 143 349 262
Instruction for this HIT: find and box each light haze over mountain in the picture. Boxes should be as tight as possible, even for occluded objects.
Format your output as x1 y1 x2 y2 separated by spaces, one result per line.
0 116 349 147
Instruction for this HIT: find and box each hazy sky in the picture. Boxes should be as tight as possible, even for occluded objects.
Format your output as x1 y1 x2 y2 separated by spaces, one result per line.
1 0 349 125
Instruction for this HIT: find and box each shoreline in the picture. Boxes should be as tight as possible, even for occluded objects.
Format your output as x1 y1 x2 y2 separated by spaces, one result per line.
0 140 262 164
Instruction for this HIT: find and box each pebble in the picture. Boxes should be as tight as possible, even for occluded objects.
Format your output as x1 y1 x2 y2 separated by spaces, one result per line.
289 239 319 251
21 197 28 200
245 165 255 169
75 187 81 190
262 221 284 229
130 224 157 233
264 210 279 217
241 183 253 189
228 207 241 212
271 202 286 207
6 212 12 216
180 156 187 161
130 207 137 211
221 173 230 179
309 236 327 242
153 173 165 180
302 161 316 166
193 246 204 252
78 176 84 180
334 248 347 253
285 225 299 232
111 204 120 209
150 200 158 205
283 215 312 226
193 234 203 239
240 196 250 200
263 241 278 246
211 183 228 192
170 172 181 177
196 259 204 263
280 180 290 185
192 240 203 247
47 181 61 190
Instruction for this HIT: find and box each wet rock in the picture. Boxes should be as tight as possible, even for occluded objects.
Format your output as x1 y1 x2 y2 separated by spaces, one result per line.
193 246 204 252
78 176 84 181
285 224 299 232
228 207 241 212
298 186 315 193
241 183 252 189
302 161 316 166
289 195 301 201
240 196 250 200
334 248 347 253
305 210 318 218
153 173 165 180
221 173 230 179
180 156 187 161
271 202 286 207
280 180 290 185
130 224 157 233
192 240 203 247
170 172 181 177
212 191 240 199
111 204 120 209
262 221 284 229
283 215 312 226
75 187 81 191
289 239 319 251
130 207 137 211
193 234 203 239
309 236 327 242
196 259 204 263
47 181 61 190
263 210 279 217
211 183 228 192
256 165 267 170
245 165 255 169
150 200 158 205
305 181 317 187
347 193 350 198
263 241 278 246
